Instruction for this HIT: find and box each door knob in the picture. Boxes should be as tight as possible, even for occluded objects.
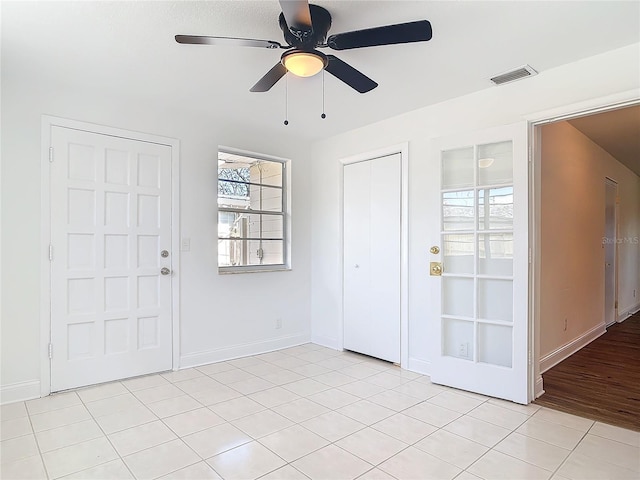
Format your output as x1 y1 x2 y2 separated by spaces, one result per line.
430 262 443 276
161 267 171 276
160 250 169 258
354 264 360 268
430 246 440 255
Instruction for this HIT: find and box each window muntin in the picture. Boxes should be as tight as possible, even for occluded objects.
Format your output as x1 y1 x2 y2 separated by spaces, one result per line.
217 150 286 270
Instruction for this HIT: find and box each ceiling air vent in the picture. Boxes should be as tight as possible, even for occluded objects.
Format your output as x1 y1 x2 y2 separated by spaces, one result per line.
490 65 537 85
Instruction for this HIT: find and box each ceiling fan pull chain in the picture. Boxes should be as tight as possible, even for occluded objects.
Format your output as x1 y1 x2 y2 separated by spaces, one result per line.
284 73 289 126
321 70 326 119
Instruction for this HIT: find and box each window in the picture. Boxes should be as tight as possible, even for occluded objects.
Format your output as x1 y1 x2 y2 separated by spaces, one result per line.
217 149 288 271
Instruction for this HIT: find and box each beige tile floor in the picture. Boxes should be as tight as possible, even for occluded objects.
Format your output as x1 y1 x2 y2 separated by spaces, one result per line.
1 343 639 480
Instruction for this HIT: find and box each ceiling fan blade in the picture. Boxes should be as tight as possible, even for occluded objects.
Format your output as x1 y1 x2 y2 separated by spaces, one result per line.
250 63 288 92
279 0 312 32
325 55 377 94
327 20 432 50
175 35 282 49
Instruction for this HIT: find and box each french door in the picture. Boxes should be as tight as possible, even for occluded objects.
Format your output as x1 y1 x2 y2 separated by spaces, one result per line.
50 126 173 391
428 122 529 404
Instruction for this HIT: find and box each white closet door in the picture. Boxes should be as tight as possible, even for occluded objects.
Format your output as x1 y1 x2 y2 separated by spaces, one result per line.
343 153 401 363
50 126 173 391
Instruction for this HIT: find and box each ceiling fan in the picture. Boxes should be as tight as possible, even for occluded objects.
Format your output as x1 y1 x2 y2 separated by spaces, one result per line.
175 0 432 94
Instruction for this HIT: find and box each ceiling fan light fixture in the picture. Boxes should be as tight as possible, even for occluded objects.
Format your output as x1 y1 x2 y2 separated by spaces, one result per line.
281 50 327 77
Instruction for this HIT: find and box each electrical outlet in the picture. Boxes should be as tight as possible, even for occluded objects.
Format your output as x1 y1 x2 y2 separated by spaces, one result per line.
275 318 282 329
458 343 468 358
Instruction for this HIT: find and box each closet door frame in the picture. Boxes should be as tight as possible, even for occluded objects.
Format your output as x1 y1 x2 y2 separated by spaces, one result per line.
339 143 409 367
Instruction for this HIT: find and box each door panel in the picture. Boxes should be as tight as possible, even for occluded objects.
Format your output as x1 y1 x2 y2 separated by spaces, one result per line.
343 154 401 363
50 126 173 391
604 179 617 326
429 123 529 404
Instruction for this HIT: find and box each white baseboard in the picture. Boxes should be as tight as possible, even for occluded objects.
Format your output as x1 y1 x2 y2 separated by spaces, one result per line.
180 333 310 369
310 334 339 350
534 375 545 399
407 357 430 376
618 301 640 322
1 380 41 405
539 323 606 373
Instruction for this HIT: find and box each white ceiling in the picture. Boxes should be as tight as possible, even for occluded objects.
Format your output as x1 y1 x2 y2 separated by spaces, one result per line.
2 1 639 142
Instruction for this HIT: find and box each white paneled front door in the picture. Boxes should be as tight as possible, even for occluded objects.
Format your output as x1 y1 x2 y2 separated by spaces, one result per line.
343 153 401 363
50 126 173 392
428 123 529 404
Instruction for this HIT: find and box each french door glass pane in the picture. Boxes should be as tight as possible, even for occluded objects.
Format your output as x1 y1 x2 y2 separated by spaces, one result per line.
477 141 513 186
478 233 513 276
442 277 473 317
443 190 475 231
478 323 512 367
443 318 474 361
442 147 474 189
443 234 474 274
478 186 513 230
478 279 513 322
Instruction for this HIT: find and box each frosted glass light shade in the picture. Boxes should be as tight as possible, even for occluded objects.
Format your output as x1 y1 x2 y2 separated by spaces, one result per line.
282 50 326 77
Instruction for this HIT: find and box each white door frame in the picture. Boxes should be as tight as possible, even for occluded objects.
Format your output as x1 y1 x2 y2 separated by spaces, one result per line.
526 90 639 399
604 177 619 327
40 116 181 397
338 143 409 367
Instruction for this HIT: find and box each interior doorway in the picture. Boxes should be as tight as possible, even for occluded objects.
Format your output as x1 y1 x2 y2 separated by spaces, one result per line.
532 103 640 411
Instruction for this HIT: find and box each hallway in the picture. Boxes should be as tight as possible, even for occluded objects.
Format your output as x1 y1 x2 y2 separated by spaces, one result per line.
536 312 640 431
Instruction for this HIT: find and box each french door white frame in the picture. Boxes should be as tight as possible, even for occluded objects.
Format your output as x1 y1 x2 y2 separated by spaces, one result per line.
40 116 181 397
339 143 409 367
527 90 640 399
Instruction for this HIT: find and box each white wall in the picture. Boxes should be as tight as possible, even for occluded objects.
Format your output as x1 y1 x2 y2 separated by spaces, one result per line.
1 74 313 402
539 121 640 364
309 43 640 374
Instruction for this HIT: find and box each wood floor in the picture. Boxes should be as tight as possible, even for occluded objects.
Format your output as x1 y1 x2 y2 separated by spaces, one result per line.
535 312 640 431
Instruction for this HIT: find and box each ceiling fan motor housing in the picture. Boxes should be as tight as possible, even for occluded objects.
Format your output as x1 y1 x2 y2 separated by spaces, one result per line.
279 4 332 48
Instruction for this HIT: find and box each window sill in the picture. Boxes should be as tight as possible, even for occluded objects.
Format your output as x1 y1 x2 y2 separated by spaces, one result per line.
218 265 291 275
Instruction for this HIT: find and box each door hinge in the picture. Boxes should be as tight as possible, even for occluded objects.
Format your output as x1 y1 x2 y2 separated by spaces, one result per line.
528 247 532 264
48 343 53 359
49 147 54 163
615 300 618 309
528 146 532 163
49 244 53 261
528 350 532 366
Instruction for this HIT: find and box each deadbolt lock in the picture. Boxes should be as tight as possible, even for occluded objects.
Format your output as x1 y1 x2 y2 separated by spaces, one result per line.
160 250 169 258
429 246 440 255
430 262 443 276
